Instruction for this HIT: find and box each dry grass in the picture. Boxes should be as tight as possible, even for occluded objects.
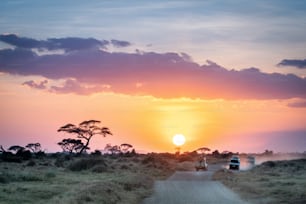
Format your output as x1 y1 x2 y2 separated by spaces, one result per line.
0 154 176 204
213 158 306 204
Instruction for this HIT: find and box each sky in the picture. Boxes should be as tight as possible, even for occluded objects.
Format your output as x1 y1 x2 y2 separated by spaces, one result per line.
0 0 306 153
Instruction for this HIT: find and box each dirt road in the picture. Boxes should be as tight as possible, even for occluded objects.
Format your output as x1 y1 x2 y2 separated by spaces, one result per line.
143 165 249 204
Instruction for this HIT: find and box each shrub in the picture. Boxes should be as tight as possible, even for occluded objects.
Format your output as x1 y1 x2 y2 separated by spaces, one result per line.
1 152 22 163
263 161 276 168
54 157 65 167
68 158 107 171
35 151 46 158
91 150 102 156
178 154 194 162
16 150 32 160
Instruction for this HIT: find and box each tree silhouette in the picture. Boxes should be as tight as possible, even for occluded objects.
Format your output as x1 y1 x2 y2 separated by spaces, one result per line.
175 146 181 156
120 143 133 154
57 138 86 154
104 144 120 155
0 145 5 153
8 145 25 153
212 149 220 157
0 145 21 162
264 149 273 156
26 143 41 153
196 147 210 155
8 145 32 160
57 120 112 154
221 150 233 158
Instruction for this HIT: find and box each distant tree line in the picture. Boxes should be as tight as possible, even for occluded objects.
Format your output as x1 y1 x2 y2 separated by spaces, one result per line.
0 119 137 163
0 143 45 162
103 143 136 156
1 119 276 164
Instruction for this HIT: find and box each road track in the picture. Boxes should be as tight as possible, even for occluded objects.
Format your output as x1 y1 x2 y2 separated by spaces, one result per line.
143 167 249 204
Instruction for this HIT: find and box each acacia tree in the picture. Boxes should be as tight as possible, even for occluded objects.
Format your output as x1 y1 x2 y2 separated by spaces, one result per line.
57 138 86 154
119 143 133 154
196 147 211 155
104 144 120 155
26 143 41 153
0 145 5 153
8 145 32 160
8 145 25 154
57 120 112 155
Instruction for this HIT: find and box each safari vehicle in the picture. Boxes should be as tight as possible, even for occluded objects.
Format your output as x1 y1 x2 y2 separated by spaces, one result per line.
247 155 255 166
195 156 208 171
229 156 240 170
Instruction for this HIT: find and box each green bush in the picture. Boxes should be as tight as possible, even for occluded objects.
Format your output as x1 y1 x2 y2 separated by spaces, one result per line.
68 158 107 171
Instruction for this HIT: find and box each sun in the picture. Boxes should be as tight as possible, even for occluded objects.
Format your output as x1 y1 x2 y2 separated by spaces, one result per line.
172 134 186 146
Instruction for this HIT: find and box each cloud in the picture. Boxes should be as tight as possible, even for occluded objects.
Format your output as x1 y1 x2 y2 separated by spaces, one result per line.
1 35 306 99
22 80 48 90
49 79 111 95
0 34 130 52
0 48 37 68
287 100 306 108
47 37 109 51
0 34 41 49
277 59 306 69
110 39 131 48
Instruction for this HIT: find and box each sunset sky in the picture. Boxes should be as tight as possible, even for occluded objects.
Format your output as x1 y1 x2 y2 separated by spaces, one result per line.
1 0 306 153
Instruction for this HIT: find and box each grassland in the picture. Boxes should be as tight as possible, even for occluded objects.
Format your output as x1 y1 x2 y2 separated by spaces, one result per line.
2 152 305 204
0 153 177 204
213 158 306 204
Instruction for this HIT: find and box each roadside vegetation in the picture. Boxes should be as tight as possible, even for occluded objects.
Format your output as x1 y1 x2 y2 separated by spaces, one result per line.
0 153 177 204
213 158 306 204
0 142 218 203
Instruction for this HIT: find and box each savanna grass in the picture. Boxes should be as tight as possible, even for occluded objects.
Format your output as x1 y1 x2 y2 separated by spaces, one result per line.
213 158 306 204
0 153 176 204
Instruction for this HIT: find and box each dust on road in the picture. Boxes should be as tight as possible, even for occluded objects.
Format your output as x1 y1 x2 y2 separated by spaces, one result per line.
143 166 249 204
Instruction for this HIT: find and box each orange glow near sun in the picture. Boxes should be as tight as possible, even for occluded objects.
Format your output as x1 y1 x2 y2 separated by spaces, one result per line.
1 78 306 153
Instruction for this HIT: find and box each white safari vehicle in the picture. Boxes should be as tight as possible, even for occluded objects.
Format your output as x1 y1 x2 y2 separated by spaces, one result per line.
229 156 240 170
195 156 208 171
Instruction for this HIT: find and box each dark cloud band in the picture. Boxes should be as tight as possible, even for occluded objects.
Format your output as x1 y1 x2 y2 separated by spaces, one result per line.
0 34 130 51
287 100 306 108
1 34 306 99
277 59 306 69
